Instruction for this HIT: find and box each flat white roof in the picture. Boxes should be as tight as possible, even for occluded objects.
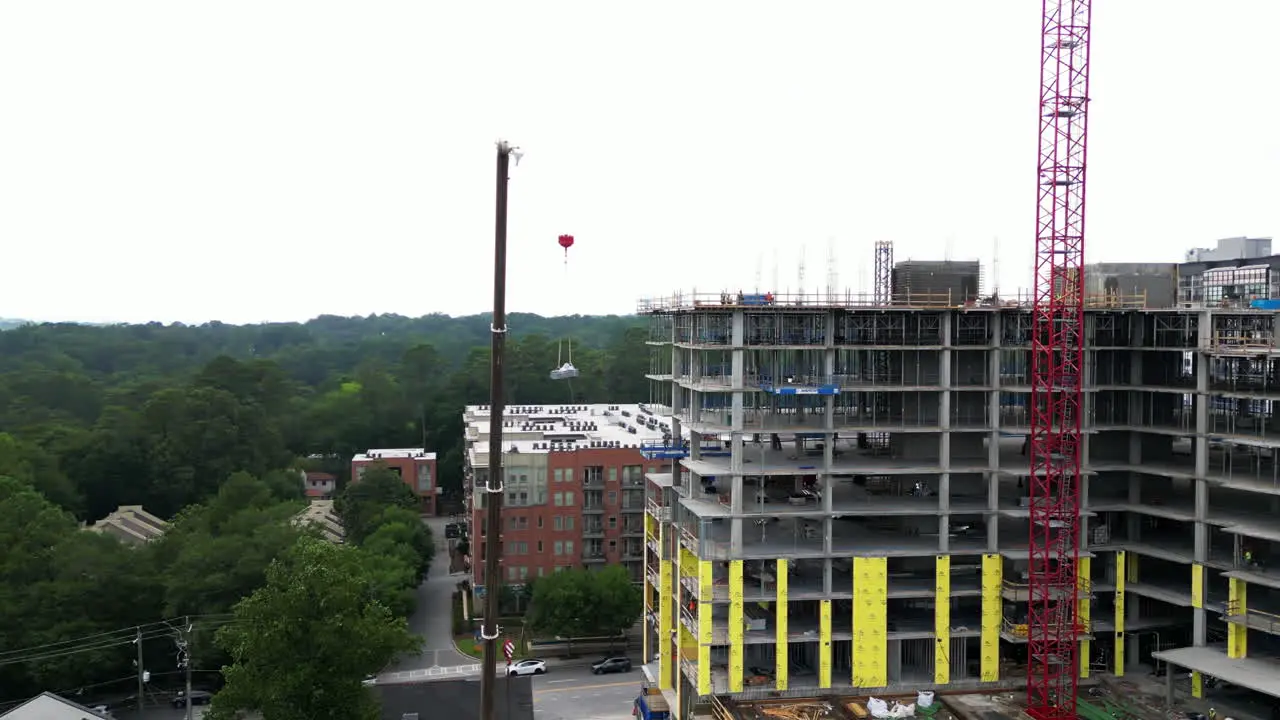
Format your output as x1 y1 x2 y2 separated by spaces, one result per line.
353 447 438 462
464 403 684 457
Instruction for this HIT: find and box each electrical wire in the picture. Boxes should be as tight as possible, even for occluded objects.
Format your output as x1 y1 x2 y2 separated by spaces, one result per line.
0 615 237 668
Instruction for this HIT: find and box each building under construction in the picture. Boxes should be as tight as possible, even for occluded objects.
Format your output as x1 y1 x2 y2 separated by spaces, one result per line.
634 249 1280 720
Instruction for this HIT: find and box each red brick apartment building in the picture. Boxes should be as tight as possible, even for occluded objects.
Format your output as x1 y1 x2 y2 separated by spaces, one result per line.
464 404 672 591
351 448 439 516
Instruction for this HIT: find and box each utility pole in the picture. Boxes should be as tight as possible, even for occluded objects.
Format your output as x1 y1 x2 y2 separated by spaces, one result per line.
180 617 193 720
135 627 144 716
479 139 517 720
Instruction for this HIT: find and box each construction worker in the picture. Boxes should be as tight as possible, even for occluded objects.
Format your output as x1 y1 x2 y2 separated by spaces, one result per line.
1209 708 1217 720
1244 549 1254 567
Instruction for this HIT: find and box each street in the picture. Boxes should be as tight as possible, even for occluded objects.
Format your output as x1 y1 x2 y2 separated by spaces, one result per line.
382 516 476 674
530 664 644 720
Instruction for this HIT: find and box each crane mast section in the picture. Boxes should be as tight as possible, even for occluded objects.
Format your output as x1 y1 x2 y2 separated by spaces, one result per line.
1027 2 1092 720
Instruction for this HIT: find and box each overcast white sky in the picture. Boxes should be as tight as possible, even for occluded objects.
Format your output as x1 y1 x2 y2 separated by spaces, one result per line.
1 1 1276 325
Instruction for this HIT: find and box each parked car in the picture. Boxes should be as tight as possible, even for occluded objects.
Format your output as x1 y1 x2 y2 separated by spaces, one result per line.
170 690 213 708
590 656 632 675
507 659 548 676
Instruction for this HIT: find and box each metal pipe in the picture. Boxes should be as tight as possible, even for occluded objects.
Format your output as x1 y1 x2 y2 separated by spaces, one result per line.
479 140 515 720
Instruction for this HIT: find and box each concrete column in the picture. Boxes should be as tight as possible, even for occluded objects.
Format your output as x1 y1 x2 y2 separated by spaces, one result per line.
939 313 952 550
1192 313 1210 647
887 640 902 682
824 311 836 557
987 313 1002 551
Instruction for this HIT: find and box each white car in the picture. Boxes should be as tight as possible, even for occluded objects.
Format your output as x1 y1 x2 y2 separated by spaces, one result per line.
507 659 548 676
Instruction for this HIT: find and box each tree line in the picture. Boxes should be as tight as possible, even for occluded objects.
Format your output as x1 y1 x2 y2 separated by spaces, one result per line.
0 312 649 716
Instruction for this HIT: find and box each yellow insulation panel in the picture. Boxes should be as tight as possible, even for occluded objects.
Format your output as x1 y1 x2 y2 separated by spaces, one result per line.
980 554 1001 682
776 559 789 691
1114 551 1125 676
854 557 888 688
935 555 951 685
697 560 712 696
1191 564 1204 609
659 560 674 689
728 560 744 692
1228 577 1248 659
819 600 832 689
1078 556 1091 679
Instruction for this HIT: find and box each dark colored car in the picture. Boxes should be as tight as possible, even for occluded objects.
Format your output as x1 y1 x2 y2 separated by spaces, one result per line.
591 656 632 675
171 690 213 708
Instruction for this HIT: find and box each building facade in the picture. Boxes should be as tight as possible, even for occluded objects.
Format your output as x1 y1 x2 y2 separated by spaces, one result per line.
351 448 438 515
637 288 1280 717
463 404 674 592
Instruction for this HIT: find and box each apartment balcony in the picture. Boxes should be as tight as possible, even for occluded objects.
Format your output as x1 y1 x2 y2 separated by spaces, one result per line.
583 525 605 538
623 548 645 561
582 504 605 514
583 552 607 564
622 525 646 537
646 496 672 522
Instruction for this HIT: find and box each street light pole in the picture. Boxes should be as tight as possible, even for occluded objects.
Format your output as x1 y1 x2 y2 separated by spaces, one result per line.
479 140 517 720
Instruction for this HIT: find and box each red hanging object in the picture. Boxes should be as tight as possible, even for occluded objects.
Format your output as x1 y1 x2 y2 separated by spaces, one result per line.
558 234 575 256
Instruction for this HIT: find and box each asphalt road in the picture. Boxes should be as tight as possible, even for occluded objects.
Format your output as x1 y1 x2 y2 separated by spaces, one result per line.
382 516 476 673
531 664 645 720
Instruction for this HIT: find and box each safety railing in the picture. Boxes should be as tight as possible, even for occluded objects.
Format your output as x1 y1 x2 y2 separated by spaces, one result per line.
1224 600 1280 634
1205 334 1279 355
638 290 1149 313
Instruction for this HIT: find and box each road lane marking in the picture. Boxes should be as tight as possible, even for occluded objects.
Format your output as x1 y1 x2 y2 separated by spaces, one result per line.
546 679 576 684
534 679 637 695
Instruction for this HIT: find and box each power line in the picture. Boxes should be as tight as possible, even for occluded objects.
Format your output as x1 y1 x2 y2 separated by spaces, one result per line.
0 615 233 661
0 616 238 668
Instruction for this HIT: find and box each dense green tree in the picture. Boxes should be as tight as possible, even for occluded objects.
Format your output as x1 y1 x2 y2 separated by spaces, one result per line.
208 536 420 720
0 311 645 705
527 567 643 640
335 464 419 544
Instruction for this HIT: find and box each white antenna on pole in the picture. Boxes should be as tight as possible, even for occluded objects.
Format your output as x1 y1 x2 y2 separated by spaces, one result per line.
945 235 954 262
826 238 837 303
755 254 762 294
798 245 807 301
992 236 1001 299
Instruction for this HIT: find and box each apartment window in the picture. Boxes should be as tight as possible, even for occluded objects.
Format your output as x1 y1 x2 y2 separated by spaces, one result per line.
565 541 574 555
519 567 528 581
623 465 643 484
520 517 528 529
537 540 544 553
565 491 575 505
507 566 518 581
519 542 528 554
481 518 487 535
554 516 563 531
608 491 617 504
533 489 547 505
565 517 574 531
537 516 544 528
585 466 604 484
554 469 564 482
553 492 564 507
554 541 564 556
564 469 574 483
537 567 545 577
607 467 618 483
417 464 433 492
608 516 617 528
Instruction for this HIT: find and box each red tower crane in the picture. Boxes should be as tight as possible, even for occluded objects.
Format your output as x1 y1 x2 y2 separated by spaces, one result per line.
1027 1 1092 719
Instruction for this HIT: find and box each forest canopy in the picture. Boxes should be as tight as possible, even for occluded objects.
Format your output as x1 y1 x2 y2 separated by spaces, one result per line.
0 312 648 519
